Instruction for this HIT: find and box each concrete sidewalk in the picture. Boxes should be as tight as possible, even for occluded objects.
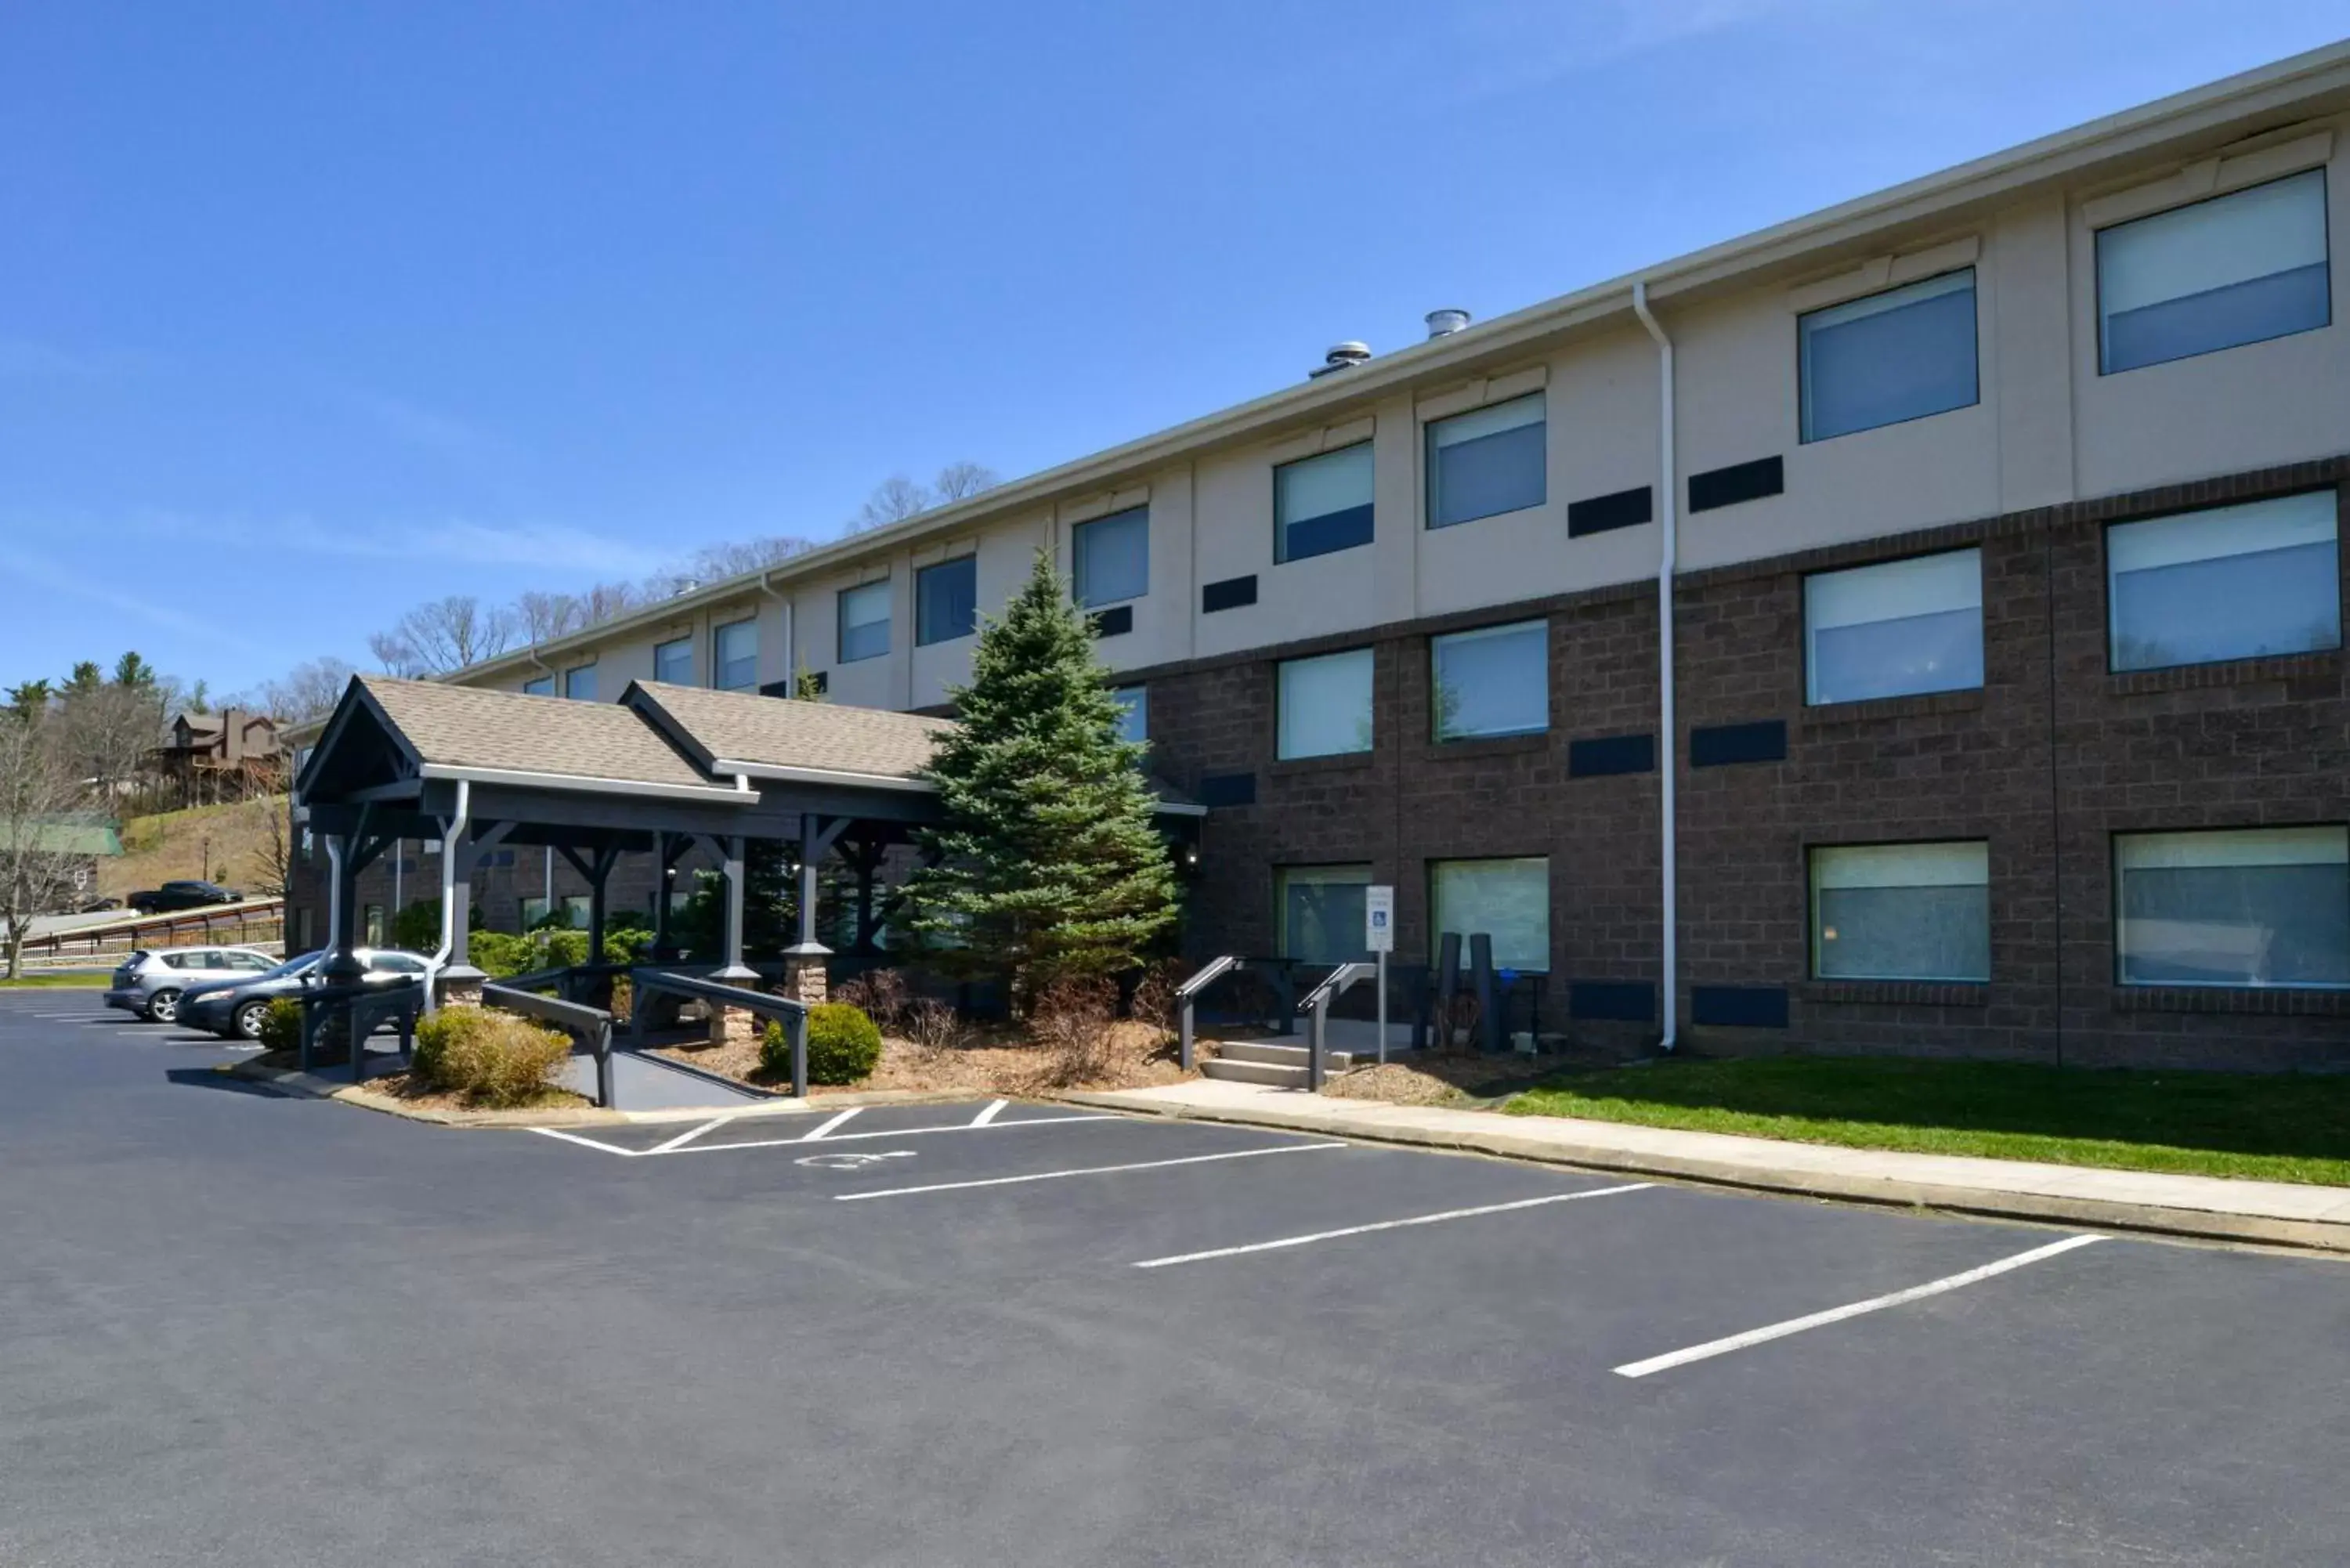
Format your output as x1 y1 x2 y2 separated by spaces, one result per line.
1063 1078 2350 1255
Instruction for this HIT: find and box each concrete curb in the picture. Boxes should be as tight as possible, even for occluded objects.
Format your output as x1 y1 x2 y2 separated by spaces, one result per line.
1058 1092 2350 1256
222 1060 1032 1128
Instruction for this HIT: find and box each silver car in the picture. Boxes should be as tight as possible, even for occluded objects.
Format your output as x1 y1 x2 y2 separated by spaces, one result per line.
103 946 280 1024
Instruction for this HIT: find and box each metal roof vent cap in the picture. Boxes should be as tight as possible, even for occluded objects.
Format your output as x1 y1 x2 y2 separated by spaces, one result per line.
1308 341 1372 379
1425 308 1472 338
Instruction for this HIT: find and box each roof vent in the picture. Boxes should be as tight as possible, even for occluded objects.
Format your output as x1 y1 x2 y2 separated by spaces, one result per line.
1308 341 1372 379
1425 308 1472 339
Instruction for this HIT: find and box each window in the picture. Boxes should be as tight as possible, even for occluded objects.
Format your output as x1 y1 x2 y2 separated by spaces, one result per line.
2097 169 2330 374
1426 392 1545 529
1278 865 1372 965
522 674 555 697
1431 620 1547 740
2107 492 2339 672
363 904 385 946
1277 649 1374 760
373 954 426 974
1805 549 1983 705
1275 442 1375 562
1112 685 1148 746
713 619 758 690
838 581 891 663
2116 826 2350 988
915 557 977 646
1799 269 1978 442
1073 507 1148 606
564 663 597 702
1810 842 1990 982
654 636 693 685
1430 858 1549 970
563 894 591 929
520 896 551 930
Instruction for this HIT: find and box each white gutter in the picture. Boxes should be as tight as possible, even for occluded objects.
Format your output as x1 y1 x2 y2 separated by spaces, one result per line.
1632 279 1679 1053
414 762 760 804
714 758 938 793
422 779 470 1013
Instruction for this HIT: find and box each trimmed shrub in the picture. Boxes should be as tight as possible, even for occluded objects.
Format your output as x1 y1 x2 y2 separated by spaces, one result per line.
413 1007 573 1107
258 996 305 1054
759 1002 882 1086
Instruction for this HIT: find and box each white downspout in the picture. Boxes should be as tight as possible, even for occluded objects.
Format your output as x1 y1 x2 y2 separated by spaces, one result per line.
421 779 471 1013
1632 279 1679 1052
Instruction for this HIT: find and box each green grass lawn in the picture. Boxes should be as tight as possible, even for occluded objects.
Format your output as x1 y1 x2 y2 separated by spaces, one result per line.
1506 1056 2350 1187
0 973 108 989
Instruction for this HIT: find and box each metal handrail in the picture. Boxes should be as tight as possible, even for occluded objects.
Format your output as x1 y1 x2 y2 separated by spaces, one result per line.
483 983 618 1108
1173 956 1238 1071
297 974 424 1083
1297 961 1379 1093
628 967 811 1098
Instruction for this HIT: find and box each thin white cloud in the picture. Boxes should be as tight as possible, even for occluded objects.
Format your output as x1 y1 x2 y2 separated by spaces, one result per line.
0 549 267 655
1401 0 1819 107
331 385 494 460
108 509 671 580
0 339 156 382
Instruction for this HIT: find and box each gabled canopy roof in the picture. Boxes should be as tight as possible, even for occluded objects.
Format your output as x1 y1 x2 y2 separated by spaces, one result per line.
628 681 953 788
363 677 721 792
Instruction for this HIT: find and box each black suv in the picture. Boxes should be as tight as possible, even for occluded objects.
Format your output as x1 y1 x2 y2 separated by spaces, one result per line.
128 880 242 915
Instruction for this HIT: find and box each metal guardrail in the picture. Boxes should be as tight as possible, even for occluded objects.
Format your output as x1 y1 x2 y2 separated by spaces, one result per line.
483 982 618 1109
1297 962 1379 1092
16 897 287 963
297 975 425 1083
628 968 811 1098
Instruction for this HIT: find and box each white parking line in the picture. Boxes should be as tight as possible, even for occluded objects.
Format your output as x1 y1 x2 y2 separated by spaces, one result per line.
669 1113 1122 1155
839 1140 1349 1201
801 1107 862 1141
649 1118 725 1154
530 1127 646 1157
1132 1183 1654 1269
970 1099 1007 1126
1611 1234 2108 1379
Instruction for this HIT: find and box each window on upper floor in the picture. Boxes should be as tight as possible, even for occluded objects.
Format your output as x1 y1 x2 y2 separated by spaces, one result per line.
522 674 555 697
916 557 977 647
1277 649 1373 760
1799 269 1979 442
1430 857 1549 971
1804 548 1983 705
1275 442 1375 562
1426 392 1545 529
1112 685 1148 747
563 663 597 702
713 619 758 690
654 636 693 685
1810 841 1990 983
1431 620 1548 741
838 581 891 663
2106 491 2340 673
2116 826 2350 988
1278 865 1372 965
1073 507 1148 607
2096 168 2331 375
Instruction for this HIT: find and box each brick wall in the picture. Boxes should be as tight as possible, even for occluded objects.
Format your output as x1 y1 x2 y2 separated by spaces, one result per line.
1135 456 2350 1071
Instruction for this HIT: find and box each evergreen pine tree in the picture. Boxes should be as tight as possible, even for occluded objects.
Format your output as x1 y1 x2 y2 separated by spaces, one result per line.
899 547 1179 1010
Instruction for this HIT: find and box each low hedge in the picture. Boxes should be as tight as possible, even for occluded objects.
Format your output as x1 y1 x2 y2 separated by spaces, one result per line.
760 1002 882 1086
413 1006 573 1107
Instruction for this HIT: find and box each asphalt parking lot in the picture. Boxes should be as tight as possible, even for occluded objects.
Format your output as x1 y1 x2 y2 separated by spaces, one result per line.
7 990 2350 1566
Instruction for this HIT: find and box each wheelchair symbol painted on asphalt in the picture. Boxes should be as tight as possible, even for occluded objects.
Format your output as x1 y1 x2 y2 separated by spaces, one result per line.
794 1151 917 1169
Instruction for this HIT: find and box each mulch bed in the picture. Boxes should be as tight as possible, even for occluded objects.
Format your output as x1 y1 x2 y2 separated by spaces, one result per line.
1324 1051 1558 1107
652 1021 1203 1098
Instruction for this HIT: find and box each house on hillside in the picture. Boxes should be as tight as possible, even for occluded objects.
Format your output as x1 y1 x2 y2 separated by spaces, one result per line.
154 707 284 806
2 818 125 912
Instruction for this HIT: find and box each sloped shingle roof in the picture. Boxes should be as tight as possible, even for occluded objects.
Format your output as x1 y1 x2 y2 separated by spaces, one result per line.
634 681 953 781
361 677 717 789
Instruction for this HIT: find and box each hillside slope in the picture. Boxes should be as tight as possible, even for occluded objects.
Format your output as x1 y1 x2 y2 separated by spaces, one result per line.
99 797 289 901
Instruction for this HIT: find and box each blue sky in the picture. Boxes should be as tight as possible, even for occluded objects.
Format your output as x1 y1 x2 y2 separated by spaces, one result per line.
5 0 2348 697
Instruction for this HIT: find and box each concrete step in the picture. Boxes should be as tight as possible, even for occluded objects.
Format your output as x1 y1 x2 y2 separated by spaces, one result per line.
1198 1056 1312 1088
1217 1039 1363 1071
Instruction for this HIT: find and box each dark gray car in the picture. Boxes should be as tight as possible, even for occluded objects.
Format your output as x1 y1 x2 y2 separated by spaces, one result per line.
179 948 430 1041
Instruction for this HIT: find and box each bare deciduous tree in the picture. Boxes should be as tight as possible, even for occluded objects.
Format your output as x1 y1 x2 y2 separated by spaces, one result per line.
932 461 1000 502
515 590 584 645
368 594 517 677
854 475 934 533
252 802 297 905
688 535 816 580
580 580 642 627
247 656 358 724
0 711 91 980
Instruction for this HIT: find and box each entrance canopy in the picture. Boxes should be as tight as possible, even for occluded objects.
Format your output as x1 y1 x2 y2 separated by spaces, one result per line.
293 676 1200 985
